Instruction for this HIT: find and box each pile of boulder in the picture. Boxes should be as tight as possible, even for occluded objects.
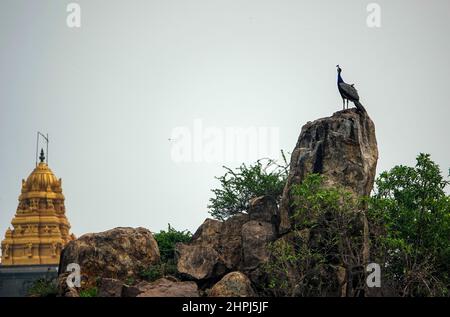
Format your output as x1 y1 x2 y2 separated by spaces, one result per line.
56 108 378 297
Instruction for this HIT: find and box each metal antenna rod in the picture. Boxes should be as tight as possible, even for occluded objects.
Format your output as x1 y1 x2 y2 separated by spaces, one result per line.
35 132 39 166
46 133 49 164
36 132 49 165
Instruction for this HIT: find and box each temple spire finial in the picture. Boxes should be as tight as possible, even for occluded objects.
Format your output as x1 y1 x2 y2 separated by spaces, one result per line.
36 132 49 166
39 148 45 163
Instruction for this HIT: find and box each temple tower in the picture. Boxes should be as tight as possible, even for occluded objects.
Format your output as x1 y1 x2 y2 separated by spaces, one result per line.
1 148 74 266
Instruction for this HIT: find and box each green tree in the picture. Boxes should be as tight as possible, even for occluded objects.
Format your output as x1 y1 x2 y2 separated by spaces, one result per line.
208 153 288 220
369 153 450 296
154 224 192 262
265 174 369 296
141 224 192 282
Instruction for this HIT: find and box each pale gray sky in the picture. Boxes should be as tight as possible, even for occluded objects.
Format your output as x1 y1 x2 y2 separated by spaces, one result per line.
1 0 449 240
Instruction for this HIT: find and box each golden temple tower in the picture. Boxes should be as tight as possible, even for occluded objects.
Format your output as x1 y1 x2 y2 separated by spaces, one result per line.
1 148 74 266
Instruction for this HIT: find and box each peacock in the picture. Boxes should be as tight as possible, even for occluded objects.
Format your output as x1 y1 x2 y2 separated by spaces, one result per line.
336 65 366 112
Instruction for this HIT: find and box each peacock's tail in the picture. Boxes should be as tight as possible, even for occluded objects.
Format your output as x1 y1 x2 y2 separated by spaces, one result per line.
354 101 367 113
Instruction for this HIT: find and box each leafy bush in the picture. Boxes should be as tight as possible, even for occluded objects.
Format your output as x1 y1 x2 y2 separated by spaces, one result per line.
79 287 98 297
264 174 368 296
140 262 178 282
27 278 57 297
140 264 164 282
154 224 192 262
140 224 192 281
208 152 289 220
369 153 450 296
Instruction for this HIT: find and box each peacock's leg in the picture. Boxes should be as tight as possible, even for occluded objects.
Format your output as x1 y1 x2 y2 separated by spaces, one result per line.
342 98 345 110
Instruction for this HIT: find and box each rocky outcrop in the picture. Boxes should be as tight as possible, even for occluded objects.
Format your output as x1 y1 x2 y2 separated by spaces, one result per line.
122 280 154 297
176 243 221 280
248 196 280 233
136 278 199 297
208 272 255 297
57 227 160 293
176 215 246 281
96 277 200 297
98 278 124 297
54 108 379 297
241 221 275 271
176 196 278 283
279 108 378 233
176 108 378 296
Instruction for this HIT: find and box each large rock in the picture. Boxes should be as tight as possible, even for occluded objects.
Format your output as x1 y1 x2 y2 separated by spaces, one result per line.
241 221 275 271
218 214 249 269
279 108 378 233
176 218 225 280
176 215 248 280
176 200 277 283
248 196 279 232
176 243 220 280
190 218 223 248
58 227 160 291
122 280 154 297
136 278 199 297
208 272 256 297
98 278 124 297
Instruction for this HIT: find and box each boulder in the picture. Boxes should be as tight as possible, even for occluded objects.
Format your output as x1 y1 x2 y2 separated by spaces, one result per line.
209 272 256 297
122 280 154 297
190 218 222 247
176 214 249 280
176 211 278 289
176 243 220 280
279 108 378 233
241 221 276 271
218 214 249 269
136 278 199 297
98 278 124 297
58 227 160 292
248 196 279 235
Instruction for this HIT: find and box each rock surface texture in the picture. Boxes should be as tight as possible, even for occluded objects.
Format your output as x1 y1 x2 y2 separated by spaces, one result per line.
279 108 378 233
176 197 278 284
57 227 160 293
208 271 255 297
136 278 199 297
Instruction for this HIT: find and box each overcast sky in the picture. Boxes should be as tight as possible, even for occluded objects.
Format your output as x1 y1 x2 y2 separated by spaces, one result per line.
1 0 449 242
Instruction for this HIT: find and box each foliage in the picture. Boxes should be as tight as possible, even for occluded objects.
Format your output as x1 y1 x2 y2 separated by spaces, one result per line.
154 224 192 262
140 264 164 282
141 224 192 282
368 153 450 296
208 151 289 220
27 277 57 297
140 262 178 282
264 174 368 296
79 287 98 297
264 154 450 297
125 277 136 286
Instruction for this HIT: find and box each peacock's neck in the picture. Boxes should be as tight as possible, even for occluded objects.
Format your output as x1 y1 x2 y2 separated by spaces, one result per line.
337 72 344 83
